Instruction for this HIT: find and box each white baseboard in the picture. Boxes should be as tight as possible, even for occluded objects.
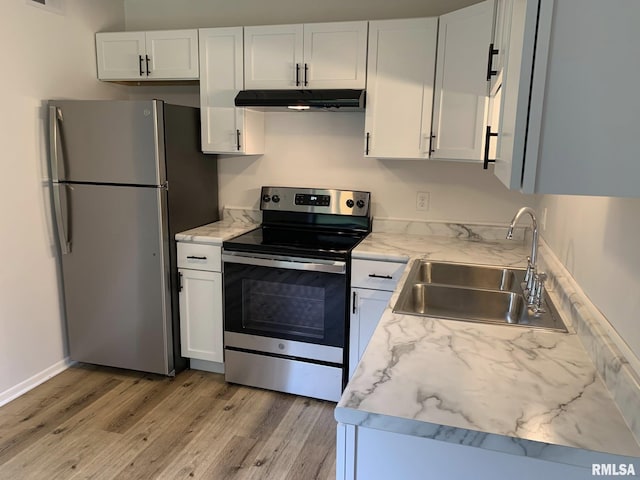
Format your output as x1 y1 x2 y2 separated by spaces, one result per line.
0 358 74 407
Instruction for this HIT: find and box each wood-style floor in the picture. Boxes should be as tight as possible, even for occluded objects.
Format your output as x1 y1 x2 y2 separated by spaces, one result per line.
0 365 337 480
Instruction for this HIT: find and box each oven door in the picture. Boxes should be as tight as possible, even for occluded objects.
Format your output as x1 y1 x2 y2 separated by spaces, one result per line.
222 251 347 357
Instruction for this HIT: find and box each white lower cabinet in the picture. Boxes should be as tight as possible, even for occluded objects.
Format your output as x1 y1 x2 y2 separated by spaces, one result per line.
177 242 224 372
336 424 591 480
349 288 392 379
349 259 406 379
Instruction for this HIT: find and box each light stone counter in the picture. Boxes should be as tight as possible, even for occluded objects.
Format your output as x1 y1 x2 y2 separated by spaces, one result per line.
175 208 260 245
336 230 640 467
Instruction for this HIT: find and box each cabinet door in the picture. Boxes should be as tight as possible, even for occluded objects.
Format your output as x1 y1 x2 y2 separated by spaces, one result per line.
364 18 438 159
493 0 539 190
96 32 146 80
199 27 264 154
244 24 304 89
489 0 513 95
145 30 199 80
303 21 368 89
431 1 494 161
348 288 393 379
178 269 223 363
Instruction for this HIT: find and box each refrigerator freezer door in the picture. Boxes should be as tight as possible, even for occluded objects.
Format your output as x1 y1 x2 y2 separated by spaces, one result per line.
48 100 164 186
61 183 173 375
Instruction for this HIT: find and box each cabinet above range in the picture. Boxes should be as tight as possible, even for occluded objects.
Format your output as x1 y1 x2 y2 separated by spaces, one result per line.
243 22 368 90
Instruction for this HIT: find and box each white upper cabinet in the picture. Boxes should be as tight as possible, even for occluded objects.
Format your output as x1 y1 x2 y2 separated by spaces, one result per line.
244 21 368 89
491 0 640 197
95 32 146 80
431 1 494 161
243 24 303 89
96 30 199 81
364 18 438 159
488 0 512 95
302 22 368 89
489 0 534 189
199 27 264 155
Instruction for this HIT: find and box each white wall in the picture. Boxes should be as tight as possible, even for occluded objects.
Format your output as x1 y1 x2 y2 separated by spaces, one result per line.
540 195 640 360
124 0 484 29
0 1 127 403
218 112 533 222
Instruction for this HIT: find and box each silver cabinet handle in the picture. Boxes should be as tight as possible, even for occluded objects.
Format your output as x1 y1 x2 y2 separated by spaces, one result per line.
352 291 358 314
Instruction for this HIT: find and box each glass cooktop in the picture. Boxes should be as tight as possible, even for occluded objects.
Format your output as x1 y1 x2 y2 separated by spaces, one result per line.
223 226 367 260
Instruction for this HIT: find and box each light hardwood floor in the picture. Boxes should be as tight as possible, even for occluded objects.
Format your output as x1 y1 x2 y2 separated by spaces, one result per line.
0 365 337 480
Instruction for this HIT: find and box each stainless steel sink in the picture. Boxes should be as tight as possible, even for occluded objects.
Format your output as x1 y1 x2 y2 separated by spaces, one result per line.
413 261 524 292
393 261 567 332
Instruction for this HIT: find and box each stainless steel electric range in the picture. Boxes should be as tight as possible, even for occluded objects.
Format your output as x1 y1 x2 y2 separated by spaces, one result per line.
222 186 371 401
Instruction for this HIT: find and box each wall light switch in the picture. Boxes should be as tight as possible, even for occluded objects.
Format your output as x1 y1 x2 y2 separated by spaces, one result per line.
416 192 429 211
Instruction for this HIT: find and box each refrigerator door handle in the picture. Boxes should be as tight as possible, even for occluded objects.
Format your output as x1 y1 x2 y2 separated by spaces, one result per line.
48 106 65 183
53 183 71 254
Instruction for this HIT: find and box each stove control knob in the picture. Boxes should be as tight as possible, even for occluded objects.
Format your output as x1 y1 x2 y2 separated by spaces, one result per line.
356 199 366 209
345 199 354 208
262 194 271 203
272 195 280 203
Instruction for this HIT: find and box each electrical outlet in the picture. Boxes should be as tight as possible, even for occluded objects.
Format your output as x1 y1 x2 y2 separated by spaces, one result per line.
416 192 429 212
542 207 548 231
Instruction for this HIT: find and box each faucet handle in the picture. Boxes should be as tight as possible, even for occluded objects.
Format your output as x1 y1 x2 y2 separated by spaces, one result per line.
523 256 533 282
523 258 536 295
530 272 547 313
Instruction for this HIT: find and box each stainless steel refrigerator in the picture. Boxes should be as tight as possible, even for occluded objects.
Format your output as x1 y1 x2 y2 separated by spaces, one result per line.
48 99 218 375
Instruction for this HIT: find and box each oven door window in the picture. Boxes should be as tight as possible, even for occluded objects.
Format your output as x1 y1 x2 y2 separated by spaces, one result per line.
224 262 346 347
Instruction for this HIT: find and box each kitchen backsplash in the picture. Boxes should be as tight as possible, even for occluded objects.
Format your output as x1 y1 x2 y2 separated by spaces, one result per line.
372 217 527 242
540 241 640 445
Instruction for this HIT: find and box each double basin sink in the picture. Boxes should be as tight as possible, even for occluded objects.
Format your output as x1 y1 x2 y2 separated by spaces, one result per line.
393 261 567 332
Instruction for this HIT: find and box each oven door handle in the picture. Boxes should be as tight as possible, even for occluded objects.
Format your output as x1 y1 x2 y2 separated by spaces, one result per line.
222 252 346 274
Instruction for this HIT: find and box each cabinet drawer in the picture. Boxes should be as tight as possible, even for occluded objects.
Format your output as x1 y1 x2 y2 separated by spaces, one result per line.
177 242 221 271
351 259 406 290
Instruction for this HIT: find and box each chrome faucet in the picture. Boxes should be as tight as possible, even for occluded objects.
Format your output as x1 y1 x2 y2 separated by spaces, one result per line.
506 207 546 313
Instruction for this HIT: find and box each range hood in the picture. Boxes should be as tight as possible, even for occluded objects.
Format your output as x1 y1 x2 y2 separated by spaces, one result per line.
234 89 365 111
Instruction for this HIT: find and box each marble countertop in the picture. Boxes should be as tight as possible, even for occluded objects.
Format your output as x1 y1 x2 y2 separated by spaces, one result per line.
175 219 257 245
336 232 640 464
